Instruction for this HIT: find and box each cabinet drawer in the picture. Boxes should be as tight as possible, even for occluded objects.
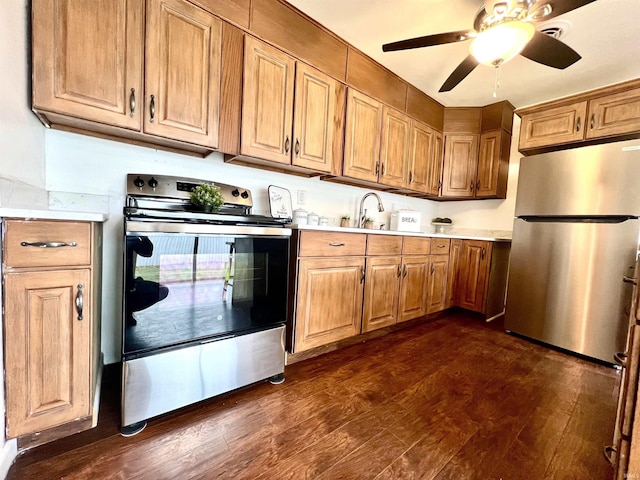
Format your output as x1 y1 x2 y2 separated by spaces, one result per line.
431 238 451 255
3 220 91 268
402 236 431 255
298 231 366 257
366 235 402 255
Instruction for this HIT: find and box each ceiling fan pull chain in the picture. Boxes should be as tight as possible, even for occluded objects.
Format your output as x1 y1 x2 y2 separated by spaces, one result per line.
492 64 501 98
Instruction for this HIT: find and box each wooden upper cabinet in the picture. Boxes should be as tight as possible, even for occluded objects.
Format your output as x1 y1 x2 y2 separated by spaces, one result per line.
145 0 222 147
441 134 479 198
343 89 383 182
407 121 434 194
476 130 511 199
379 107 410 188
32 0 144 129
241 36 295 163
431 131 444 196
586 87 640 139
519 101 588 150
291 63 338 173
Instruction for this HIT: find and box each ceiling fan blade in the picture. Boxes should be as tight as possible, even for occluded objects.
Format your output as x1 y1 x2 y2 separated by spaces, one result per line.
520 31 581 69
532 0 597 21
382 30 474 52
439 55 479 92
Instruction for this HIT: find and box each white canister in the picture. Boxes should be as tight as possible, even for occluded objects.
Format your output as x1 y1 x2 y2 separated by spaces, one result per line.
292 208 308 225
307 212 319 226
318 216 329 226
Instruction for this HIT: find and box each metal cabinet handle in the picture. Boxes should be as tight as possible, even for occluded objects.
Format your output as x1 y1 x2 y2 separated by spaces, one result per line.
476 180 480 191
614 351 628 368
470 181 474 191
149 95 155 123
21 241 77 248
397 265 402 278
285 136 290 153
590 114 595 130
624 275 638 285
129 88 136 117
328 243 345 247
409 171 413 183
437 244 446 249
576 116 581 132
603 445 616 465
431 263 435 275
75 284 84 321
481 247 486 260
360 267 365 284
375 162 380 175
295 139 300 155
381 163 386 175
402 265 407 278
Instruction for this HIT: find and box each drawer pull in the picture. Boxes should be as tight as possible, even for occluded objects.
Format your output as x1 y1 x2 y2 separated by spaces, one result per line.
402 265 408 278
397 265 402 278
437 244 446 248
21 241 78 248
623 275 637 285
614 351 628 368
603 445 616 465
75 284 84 321
328 243 345 247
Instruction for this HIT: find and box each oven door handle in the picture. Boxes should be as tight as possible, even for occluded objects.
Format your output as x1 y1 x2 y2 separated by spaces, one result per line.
126 221 292 237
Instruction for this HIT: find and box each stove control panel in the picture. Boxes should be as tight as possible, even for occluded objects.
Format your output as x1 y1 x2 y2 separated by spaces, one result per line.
126 174 253 208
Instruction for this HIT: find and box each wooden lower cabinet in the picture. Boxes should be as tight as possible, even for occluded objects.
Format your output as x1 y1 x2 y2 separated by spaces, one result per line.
294 257 365 351
2 219 102 446
398 255 430 323
427 254 449 314
362 256 401 333
4 270 92 438
456 240 492 313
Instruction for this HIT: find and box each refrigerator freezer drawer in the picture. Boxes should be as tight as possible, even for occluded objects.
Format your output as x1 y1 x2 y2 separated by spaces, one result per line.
505 218 637 363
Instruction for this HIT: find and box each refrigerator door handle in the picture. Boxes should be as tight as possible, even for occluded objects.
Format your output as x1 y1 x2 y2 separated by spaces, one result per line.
623 276 637 285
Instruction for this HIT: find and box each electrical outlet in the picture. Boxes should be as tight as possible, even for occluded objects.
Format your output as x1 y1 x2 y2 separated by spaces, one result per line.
297 190 306 205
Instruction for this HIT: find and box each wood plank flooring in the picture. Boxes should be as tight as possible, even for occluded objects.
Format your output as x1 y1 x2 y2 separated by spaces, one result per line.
8 312 619 479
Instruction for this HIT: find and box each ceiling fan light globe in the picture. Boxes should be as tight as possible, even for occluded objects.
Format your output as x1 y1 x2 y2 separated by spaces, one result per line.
469 20 535 66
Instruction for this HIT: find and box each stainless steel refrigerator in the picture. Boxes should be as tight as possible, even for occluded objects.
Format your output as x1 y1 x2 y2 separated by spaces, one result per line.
505 140 640 364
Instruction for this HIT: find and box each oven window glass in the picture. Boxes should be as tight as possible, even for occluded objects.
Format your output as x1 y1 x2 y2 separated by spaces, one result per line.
123 234 289 356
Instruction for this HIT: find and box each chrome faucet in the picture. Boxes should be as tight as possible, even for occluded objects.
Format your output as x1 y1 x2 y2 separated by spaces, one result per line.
358 192 385 228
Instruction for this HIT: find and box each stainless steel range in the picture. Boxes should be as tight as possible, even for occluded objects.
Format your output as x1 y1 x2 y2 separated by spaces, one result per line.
121 174 291 436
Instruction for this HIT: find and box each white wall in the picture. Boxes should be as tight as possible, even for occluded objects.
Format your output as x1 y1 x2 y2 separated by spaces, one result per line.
0 0 43 475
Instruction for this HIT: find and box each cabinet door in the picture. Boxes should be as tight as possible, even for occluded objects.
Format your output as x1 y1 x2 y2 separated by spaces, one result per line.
441 134 479 198
398 255 429 323
362 256 401 332
446 239 462 308
518 101 587 150
5 270 92 438
586 88 640 139
241 36 295 163
476 130 511 199
407 121 433 194
294 257 365 352
427 255 449 314
291 63 337 173
379 107 410 188
429 131 444 196
32 0 144 129
343 89 383 182
145 0 222 147
457 240 492 313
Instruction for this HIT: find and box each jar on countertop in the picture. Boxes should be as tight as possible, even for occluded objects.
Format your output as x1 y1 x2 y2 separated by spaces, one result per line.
292 208 308 225
307 212 319 226
318 216 329 226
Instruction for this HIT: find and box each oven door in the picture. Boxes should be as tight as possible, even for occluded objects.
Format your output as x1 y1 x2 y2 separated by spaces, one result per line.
123 222 291 359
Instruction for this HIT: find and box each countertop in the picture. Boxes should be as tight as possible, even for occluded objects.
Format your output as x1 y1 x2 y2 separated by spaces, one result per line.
0 208 109 223
288 224 512 242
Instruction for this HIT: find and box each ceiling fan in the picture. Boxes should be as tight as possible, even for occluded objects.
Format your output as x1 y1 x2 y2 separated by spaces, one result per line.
382 0 597 92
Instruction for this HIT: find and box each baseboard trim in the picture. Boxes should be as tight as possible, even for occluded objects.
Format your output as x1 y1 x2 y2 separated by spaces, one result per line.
0 439 17 480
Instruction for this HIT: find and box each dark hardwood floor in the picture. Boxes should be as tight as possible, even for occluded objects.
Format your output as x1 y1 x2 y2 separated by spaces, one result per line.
8 312 619 479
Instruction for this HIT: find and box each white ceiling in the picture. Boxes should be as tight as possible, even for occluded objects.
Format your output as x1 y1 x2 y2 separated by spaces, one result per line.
286 0 640 108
